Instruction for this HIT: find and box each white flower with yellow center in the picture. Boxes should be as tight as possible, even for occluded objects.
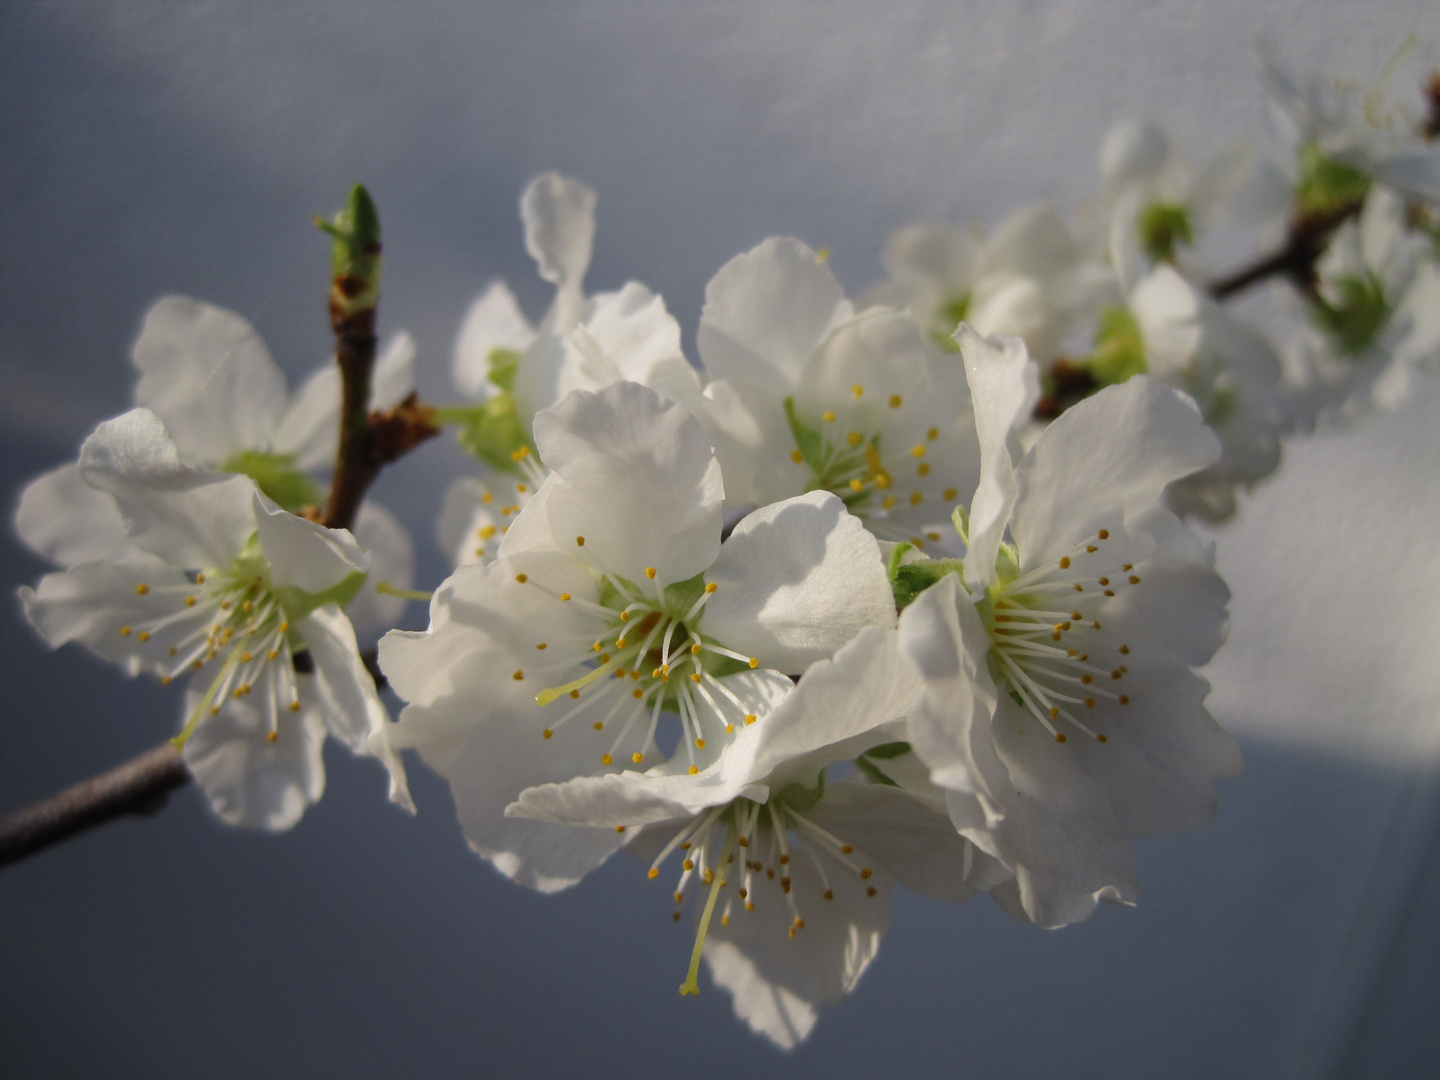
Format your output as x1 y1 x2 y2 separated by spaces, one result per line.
438 173 703 569
379 381 895 892
18 409 411 830
510 625 1010 1048
698 237 981 553
897 327 1241 928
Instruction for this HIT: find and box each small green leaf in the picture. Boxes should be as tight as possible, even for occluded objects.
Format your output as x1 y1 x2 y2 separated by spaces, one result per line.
222 451 323 514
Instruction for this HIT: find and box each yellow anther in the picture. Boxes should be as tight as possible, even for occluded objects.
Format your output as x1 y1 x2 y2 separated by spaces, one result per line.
883 495 896 510
683 859 695 871
184 596 197 607
1097 733 1108 743
852 384 864 398
137 631 151 643
705 582 718 594
478 525 496 539
1059 556 1071 570
570 689 580 699
648 868 660 879
926 531 941 542
593 721 604 731
867 886 877 897
793 917 805 930
816 247 831 263
726 724 734 734
193 659 204 670
289 700 302 712
748 657 759 669
1081 674 1092 685
601 753 613 765
633 687 644 699
781 877 792 893
824 889 834 900
1119 695 1130 705
278 622 288 633
943 488 958 501
243 601 253 613
120 626 132 637
910 444 926 458
1098 529 1110 540
1122 563 1133 571
841 844 854 854
543 729 553 739
849 478 864 492
927 427 939 440
779 854 790 865
790 449 804 464
1104 589 1115 597
821 411 836 423
695 738 706 749
1119 644 1130 655
690 673 701 683
615 637 627 649
515 573 528 584
536 642 548 651
1048 706 1060 719
909 492 923 506
267 649 278 661
1086 545 1098 553
517 484 528 494
917 463 930 477
1098 577 1110 586
846 431 863 447
614 825 626 833
136 583 149 596
194 573 206 584
690 644 701 655
632 752 644 764
513 670 524 681
1073 583 1084 592
241 652 252 663
888 394 902 408
1129 575 1141 585
745 901 755 911
482 492 493 504
744 714 757 725
1085 697 1096 708
511 445 531 462
645 567 657 579
170 647 178 657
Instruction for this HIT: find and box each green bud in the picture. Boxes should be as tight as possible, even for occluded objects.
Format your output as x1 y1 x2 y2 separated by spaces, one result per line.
1294 143 1371 219
316 183 382 317
1137 202 1194 264
434 396 534 473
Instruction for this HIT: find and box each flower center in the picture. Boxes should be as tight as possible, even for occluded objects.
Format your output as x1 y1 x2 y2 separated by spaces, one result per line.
645 793 878 997
123 554 304 749
980 527 1138 744
785 393 962 550
520 567 762 773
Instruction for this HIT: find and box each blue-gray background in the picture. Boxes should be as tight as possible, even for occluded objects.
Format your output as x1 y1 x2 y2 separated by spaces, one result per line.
4 3 1440 1077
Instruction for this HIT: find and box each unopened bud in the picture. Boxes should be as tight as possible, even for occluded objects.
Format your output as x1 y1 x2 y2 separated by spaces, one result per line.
316 183 382 322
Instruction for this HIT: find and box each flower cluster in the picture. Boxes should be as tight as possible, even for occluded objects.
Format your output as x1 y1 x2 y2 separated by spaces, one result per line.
13 43 1440 1049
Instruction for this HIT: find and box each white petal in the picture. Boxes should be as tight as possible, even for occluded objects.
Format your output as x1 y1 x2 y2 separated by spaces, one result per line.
522 172 596 330
533 382 723 588
370 331 416 411
14 462 132 567
453 280 537 399
883 222 981 293
253 491 368 594
1131 266 1202 379
701 491 893 674
271 363 341 471
1098 118 1170 190
345 500 415 640
806 780 997 903
954 326 1037 591
182 688 327 831
704 826 891 1049
897 574 1004 795
436 477 501 569
78 409 257 569
697 237 850 396
19 554 195 677
1011 376 1220 568
302 604 411 811
131 295 288 465
425 697 627 892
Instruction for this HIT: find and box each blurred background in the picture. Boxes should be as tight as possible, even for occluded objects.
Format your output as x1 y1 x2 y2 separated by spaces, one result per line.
3 2 1440 1076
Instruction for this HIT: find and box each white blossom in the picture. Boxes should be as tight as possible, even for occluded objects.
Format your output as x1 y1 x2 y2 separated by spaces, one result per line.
897 328 1240 927
18 409 411 829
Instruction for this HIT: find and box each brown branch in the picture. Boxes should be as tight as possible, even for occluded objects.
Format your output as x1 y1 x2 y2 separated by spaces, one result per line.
0 744 188 868
1209 201 1362 302
322 304 380 531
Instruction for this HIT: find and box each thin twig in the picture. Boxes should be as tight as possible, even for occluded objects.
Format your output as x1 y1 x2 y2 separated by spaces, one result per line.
0 744 188 868
1209 201 1362 302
